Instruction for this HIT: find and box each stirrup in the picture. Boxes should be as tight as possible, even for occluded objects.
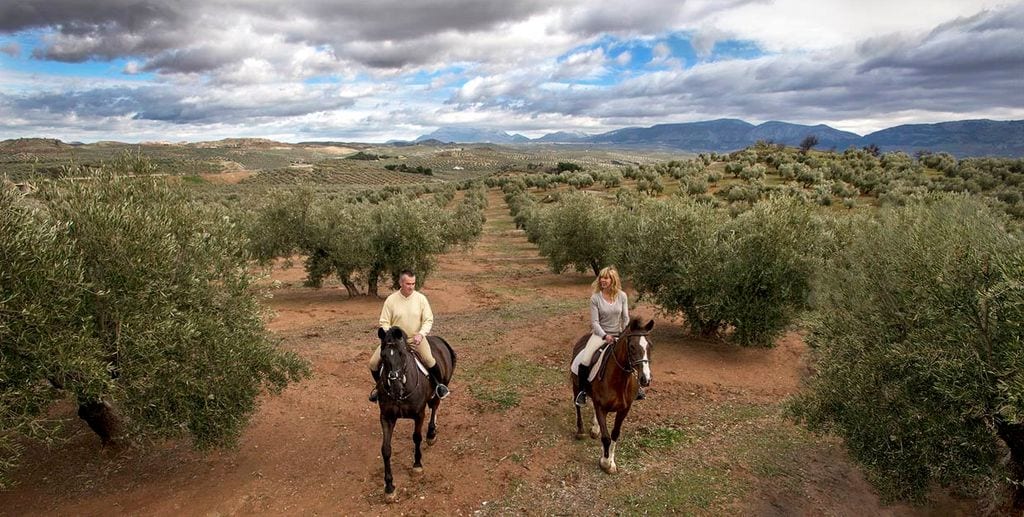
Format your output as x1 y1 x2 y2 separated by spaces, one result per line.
434 384 450 400
368 388 379 402
574 391 587 407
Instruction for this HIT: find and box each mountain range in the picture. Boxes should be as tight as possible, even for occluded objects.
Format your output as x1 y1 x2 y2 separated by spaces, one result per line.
411 119 1024 157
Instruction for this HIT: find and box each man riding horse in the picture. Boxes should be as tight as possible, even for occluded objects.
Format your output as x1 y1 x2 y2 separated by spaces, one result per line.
368 269 450 402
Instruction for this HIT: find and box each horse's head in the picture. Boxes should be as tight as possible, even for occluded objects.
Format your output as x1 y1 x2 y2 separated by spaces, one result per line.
377 326 410 383
620 318 654 387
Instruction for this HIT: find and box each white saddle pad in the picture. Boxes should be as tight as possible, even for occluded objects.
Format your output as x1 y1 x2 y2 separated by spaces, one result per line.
571 346 608 382
412 356 428 376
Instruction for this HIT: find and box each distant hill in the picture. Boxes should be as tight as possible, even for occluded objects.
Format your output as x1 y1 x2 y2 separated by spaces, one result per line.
190 138 283 149
587 119 860 151
750 121 860 149
590 119 752 149
0 138 73 153
3 119 1020 158
858 119 1024 157
414 127 530 144
534 131 591 143
408 119 1022 157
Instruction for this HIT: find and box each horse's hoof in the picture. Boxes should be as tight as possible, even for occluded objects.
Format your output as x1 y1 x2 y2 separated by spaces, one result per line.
589 430 599 439
412 466 424 475
599 459 617 474
426 436 436 446
384 490 397 503
575 432 587 440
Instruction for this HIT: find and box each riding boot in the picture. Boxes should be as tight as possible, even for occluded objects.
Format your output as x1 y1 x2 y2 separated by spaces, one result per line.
427 364 450 399
575 365 591 407
636 386 646 400
368 369 381 403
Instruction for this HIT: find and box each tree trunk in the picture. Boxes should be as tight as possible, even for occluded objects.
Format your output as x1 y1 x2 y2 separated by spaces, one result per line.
77 400 121 446
367 268 380 298
341 274 360 298
590 260 600 277
996 420 1024 510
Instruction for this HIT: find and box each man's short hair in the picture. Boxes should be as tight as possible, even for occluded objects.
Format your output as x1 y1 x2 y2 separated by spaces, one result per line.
399 269 416 280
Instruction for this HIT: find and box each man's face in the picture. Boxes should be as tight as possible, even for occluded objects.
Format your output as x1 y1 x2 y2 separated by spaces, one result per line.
400 275 416 297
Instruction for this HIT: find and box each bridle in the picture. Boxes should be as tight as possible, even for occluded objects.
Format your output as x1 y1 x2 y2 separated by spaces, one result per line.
610 331 651 374
378 341 419 401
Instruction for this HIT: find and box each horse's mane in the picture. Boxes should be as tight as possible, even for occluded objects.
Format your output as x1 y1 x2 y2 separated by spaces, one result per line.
381 327 410 353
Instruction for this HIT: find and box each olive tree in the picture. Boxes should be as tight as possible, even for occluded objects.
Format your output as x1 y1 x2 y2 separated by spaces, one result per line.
791 194 1024 508
245 187 316 263
532 190 615 276
1 184 102 487
302 200 374 297
1 175 308 486
366 197 448 294
615 195 820 346
249 186 486 297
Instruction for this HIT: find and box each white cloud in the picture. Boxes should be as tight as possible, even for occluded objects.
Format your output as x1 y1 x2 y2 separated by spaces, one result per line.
703 0 1011 52
0 0 1020 141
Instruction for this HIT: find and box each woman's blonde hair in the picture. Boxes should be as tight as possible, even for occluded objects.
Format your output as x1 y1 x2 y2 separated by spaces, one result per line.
592 266 622 295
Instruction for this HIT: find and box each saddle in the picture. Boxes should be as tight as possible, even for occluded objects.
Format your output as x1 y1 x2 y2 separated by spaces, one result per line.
572 342 613 383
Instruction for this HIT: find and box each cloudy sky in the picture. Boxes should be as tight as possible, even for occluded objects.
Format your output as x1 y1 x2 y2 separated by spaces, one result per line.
0 0 1021 143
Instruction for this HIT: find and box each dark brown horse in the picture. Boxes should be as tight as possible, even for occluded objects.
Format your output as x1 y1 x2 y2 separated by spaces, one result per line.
375 327 457 502
571 317 653 473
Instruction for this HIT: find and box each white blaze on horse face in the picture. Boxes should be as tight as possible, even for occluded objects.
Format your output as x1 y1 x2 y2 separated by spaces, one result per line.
639 337 651 382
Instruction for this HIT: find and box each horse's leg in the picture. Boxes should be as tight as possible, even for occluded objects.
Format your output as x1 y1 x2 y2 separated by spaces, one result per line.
426 397 440 445
605 408 630 474
595 407 616 474
411 411 425 474
590 411 600 439
380 415 398 502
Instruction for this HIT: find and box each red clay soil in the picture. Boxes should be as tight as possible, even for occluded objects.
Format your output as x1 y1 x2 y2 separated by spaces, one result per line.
0 190 976 516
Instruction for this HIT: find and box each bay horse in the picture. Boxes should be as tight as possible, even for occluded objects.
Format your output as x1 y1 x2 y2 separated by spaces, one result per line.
375 326 457 502
570 317 653 473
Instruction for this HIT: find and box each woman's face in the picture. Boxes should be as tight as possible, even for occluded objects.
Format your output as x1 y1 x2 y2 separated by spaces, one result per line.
599 275 611 290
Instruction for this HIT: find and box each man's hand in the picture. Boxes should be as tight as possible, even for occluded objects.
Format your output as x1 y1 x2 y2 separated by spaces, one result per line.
604 334 615 344
413 334 424 345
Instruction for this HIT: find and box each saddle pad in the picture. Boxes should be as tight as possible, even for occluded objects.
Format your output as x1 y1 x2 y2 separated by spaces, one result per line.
411 356 429 376
571 344 609 383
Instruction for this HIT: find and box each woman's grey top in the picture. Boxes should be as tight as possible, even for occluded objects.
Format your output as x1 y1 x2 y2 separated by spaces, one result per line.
590 291 629 337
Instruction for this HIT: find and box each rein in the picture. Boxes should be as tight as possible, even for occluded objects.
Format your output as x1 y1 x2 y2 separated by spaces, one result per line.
610 332 650 374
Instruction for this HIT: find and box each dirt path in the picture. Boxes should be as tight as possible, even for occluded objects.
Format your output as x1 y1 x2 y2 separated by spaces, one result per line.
0 189 971 516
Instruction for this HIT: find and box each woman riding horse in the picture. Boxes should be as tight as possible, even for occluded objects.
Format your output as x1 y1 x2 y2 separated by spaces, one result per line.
572 267 644 407
571 317 653 473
